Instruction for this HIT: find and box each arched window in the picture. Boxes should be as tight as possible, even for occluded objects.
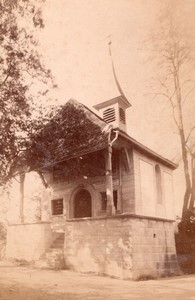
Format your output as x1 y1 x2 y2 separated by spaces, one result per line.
155 164 163 204
74 189 92 218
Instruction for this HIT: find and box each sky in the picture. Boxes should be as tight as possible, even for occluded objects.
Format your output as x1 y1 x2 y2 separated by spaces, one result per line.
36 0 195 160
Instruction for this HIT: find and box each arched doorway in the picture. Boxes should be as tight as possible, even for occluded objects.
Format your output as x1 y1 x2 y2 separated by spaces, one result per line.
74 189 92 218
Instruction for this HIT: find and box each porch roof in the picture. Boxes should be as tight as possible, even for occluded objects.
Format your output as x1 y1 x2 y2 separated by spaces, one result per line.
29 99 109 171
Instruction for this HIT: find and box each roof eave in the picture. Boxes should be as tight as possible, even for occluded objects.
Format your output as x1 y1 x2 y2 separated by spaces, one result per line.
117 130 177 170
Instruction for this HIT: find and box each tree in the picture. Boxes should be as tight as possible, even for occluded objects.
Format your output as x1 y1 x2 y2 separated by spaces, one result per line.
0 0 52 186
151 0 195 220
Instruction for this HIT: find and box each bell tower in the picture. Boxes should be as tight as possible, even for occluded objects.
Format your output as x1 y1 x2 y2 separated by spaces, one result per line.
94 40 131 132
93 95 131 132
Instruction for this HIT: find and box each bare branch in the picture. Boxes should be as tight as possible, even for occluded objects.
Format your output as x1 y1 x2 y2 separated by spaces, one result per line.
185 126 195 145
0 58 14 87
186 144 193 156
147 89 180 131
182 86 195 107
0 73 9 88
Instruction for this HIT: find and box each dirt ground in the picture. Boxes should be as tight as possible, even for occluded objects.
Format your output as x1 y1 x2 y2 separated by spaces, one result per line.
0 264 195 300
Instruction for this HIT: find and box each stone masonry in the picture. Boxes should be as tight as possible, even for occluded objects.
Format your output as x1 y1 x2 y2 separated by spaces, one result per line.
64 215 180 280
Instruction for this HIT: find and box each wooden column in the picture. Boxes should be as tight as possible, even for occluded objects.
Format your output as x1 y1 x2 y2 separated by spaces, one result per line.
105 145 115 215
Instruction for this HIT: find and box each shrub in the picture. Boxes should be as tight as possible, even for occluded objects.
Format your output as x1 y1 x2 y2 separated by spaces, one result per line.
175 215 195 274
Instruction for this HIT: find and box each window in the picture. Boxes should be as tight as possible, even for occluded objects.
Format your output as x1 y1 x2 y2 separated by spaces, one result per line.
51 198 63 215
100 190 118 211
155 164 163 204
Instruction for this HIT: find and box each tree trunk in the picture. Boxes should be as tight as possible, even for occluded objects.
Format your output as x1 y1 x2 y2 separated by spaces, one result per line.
19 173 25 223
189 154 195 211
180 128 192 219
172 69 192 220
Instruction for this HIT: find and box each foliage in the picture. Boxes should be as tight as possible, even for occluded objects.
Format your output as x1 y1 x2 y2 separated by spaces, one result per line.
25 101 108 174
175 215 195 274
0 0 52 185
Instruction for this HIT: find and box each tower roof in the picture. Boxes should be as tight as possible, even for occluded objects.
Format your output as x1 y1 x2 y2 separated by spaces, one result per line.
93 95 131 111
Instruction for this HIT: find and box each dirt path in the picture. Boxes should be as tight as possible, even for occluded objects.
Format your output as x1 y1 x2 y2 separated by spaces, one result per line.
0 265 195 300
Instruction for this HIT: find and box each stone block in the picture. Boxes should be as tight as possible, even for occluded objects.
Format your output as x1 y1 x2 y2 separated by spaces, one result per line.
165 230 174 239
139 219 149 228
144 227 154 237
147 220 157 228
132 235 142 245
142 237 155 245
91 219 106 228
105 218 122 228
132 227 145 236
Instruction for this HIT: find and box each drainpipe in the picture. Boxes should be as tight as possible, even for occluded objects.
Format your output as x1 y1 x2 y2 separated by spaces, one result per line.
105 129 119 215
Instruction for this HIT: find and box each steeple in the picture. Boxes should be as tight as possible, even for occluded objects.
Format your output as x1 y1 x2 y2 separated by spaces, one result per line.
93 40 131 132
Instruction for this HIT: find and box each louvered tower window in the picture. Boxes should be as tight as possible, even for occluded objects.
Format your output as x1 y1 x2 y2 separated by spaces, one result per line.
119 107 126 124
103 107 116 123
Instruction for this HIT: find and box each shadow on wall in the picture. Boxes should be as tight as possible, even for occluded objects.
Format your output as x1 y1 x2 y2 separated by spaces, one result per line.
155 230 180 277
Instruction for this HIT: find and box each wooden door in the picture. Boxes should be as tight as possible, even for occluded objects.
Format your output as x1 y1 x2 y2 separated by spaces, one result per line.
74 189 92 218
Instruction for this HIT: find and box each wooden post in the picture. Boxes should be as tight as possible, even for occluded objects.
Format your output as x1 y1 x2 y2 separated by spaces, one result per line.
105 145 115 215
19 173 25 223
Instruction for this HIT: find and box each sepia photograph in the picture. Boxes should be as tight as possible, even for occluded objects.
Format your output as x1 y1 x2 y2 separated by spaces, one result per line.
0 0 195 299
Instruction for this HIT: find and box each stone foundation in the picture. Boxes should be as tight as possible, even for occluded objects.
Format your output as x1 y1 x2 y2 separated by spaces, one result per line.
64 215 180 280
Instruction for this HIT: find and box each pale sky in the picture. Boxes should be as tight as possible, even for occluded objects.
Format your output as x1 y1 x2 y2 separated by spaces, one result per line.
36 0 195 160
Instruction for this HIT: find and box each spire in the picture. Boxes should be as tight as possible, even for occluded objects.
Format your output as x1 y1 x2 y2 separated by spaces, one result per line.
93 38 131 132
108 39 131 106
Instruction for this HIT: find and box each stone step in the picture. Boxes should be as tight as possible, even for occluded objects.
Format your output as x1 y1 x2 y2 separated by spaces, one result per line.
52 233 64 239
51 244 64 249
53 238 64 244
36 233 65 270
52 233 64 244
45 248 65 270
